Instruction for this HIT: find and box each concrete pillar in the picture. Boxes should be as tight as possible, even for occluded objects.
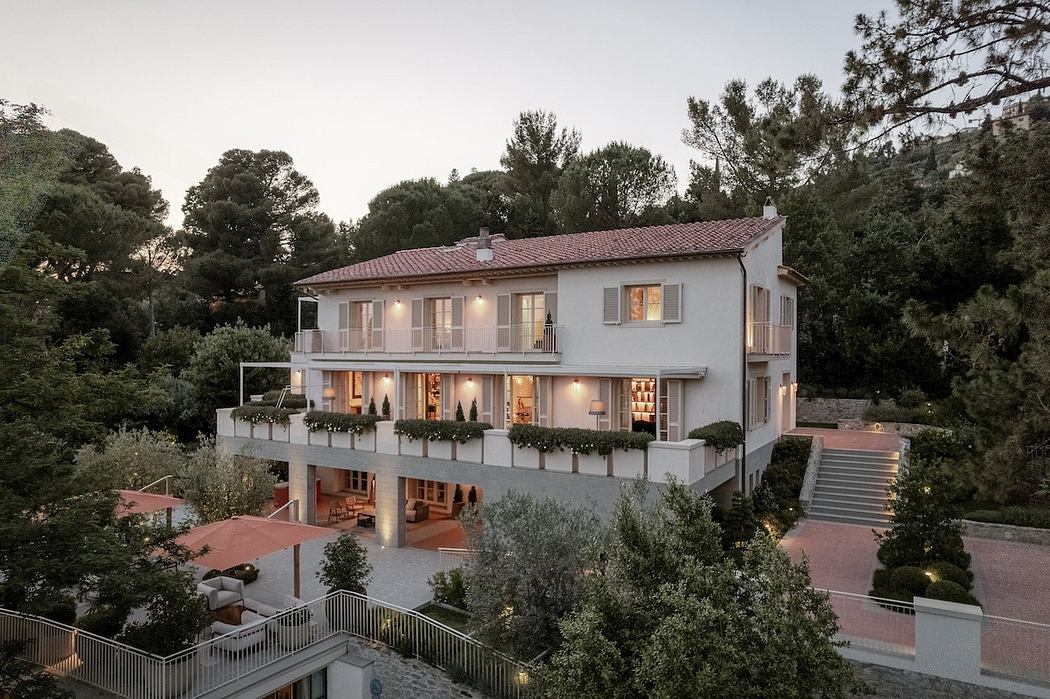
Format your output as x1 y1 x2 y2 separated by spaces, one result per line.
288 449 317 525
914 596 983 683
374 471 406 548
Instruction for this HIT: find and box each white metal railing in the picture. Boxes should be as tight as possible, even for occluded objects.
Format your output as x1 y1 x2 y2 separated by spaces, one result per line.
819 590 916 657
746 321 791 356
2 590 536 699
294 324 561 355
981 613 1050 684
437 547 477 571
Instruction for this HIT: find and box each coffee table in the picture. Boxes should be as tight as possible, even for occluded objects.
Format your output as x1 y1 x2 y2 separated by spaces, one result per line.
357 513 375 528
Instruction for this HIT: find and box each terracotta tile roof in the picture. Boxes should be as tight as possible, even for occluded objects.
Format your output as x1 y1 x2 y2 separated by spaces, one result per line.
296 216 782 287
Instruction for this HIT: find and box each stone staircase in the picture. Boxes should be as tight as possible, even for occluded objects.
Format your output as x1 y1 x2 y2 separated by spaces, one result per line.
808 447 899 527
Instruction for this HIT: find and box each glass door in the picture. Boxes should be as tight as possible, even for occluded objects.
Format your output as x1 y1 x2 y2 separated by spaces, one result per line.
516 293 545 351
507 375 535 424
428 298 453 350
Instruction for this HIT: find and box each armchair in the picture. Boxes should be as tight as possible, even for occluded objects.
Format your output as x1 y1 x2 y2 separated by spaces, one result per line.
197 576 245 611
211 610 268 653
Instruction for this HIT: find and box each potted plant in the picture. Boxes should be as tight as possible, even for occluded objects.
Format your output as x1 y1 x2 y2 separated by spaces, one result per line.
120 571 210 697
317 533 373 633
381 394 391 419
469 398 479 422
368 397 377 415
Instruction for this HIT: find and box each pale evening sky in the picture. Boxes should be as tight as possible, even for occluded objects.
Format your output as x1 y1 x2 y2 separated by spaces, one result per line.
2 0 884 228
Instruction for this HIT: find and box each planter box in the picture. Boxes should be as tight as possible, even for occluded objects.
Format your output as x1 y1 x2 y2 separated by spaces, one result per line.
375 421 398 455
513 445 543 470
330 431 352 449
428 439 454 461
544 449 574 473
612 449 646 479
354 431 376 452
274 617 312 650
272 423 290 442
577 452 609 477
400 437 427 458
216 408 235 437
456 438 483 463
483 430 512 467
234 419 251 438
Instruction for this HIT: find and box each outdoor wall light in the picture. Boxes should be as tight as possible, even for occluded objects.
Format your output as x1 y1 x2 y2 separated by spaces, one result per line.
466 377 474 387
382 374 391 384
393 299 402 308
573 378 581 392
475 294 483 306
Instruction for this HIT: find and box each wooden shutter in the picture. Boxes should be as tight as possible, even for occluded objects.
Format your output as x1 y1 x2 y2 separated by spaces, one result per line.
493 375 506 428
597 378 612 431
371 300 384 350
411 299 424 351
401 374 417 419
361 372 371 413
338 302 350 352
536 376 552 426
496 294 512 351
441 374 454 420
666 379 682 441
762 377 771 423
451 296 465 350
481 375 493 423
602 287 621 324
662 283 682 323
746 378 756 429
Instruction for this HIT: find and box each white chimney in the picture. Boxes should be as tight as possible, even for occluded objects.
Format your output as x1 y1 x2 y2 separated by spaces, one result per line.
763 197 778 219
475 227 493 262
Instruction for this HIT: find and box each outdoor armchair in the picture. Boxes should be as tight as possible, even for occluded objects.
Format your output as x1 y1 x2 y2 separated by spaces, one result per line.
197 576 245 611
210 610 268 653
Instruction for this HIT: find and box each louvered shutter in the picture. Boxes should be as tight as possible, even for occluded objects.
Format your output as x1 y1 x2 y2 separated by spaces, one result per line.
338 302 350 351
371 300 384 350
597 378 612 431
481 375 493 423
602 287 621 324
440 375 454 420
451 296 465 350
496 294 512 351
666 379 682 441
662 283 682 323
361 372 371 413
411 299 424 351
402 374 417 419
536 376 552 426
492 376 506 428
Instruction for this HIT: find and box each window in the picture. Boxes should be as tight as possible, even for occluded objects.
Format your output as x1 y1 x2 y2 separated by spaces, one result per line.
343 470 369 493
627 285 662 321
415 479 447 504
517 293 545 349
780 295 795 327
748 376 771 430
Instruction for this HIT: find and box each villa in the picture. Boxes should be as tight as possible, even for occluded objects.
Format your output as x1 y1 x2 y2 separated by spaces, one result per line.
216 201 804 548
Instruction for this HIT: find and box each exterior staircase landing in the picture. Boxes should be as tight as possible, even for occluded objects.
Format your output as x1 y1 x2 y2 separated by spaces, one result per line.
807 447 898 527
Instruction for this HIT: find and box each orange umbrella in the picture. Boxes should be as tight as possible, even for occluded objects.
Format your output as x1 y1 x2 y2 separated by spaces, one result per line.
177 515 333 597
117 489 185 516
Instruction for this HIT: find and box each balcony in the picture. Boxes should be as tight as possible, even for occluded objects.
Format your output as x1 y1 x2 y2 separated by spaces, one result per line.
294 324 562 357
747 321 791 359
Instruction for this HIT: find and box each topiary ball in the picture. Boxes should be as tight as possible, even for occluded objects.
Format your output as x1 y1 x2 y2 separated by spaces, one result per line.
890 566 931 595
924 580 979 606
928 561 971 589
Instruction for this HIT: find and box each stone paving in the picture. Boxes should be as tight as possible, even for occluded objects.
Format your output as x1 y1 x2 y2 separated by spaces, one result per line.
790 426 901 451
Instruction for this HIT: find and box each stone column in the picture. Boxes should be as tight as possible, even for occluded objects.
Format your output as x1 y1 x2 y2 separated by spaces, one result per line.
914 596 983 683
288 449 317 525
375 471 406 548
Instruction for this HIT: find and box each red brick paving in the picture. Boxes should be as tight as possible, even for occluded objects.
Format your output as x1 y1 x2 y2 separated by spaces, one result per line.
782 518 884 593
790 427 901 452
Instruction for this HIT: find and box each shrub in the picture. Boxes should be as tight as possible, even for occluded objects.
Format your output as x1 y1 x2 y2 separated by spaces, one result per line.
924 580 979 606
507 424 653 455
75 606 128 638
428 568 468 610
928 561 971 589
303 411 382 435
688 421 744 452
317 533 372 593
203 563 259 585
910 429 966 465
896 389 927 409
889 566 930 595
455 401 465 421
381 394 391 418
35 595 77 625
394 419 492 444
230 404 298 425
749 436 813 535
863 404 932 425
963 509 1004 524
367 397 377 415
871 568 893 591
260 390 309 409
995 506 1050 529
469 398 478 422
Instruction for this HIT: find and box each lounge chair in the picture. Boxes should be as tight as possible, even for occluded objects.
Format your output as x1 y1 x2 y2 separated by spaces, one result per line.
197 576 245 611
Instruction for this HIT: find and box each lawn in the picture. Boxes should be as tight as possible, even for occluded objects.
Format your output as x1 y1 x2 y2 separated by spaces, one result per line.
417 602 471 633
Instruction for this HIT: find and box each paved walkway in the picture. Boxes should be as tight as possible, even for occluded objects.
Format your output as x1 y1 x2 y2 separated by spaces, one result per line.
781 518 883 593
790 427 901 452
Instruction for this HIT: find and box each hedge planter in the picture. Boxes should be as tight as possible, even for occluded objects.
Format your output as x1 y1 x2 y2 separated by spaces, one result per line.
428 439 454 461
274 609 312 650
400 437 427 458
577 452 609 477
544 449 574 473
456 438 484 463
330 431 352 449
613 449 646 479
513 445 543 469
483 430 512 467
353 431 376 452
376 422 398 454
272 423 290 442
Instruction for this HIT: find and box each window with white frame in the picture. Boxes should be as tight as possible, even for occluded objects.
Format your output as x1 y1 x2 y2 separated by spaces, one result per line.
603 283 682 324
780 295 795 327
415 480 447 504
343 470 369 493
626 285 662 321
747 376 771 430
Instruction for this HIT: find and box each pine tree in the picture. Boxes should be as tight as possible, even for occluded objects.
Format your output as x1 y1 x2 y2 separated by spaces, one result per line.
367 397 376 415
469 398 478 422
455 401 465 421
381 394 390 419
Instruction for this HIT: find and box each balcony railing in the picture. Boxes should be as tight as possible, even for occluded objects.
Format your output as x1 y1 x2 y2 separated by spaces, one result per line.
746 321 791 356
294 324 561 355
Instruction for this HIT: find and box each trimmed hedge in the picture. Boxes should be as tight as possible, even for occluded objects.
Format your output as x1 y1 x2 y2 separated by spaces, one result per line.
507 424 653 455
862 404 932 425
260 390 309 409
231 404 299 424
303 411 382 435
964 506 1050 529
928 560 972 589
394 419 492 444
889 566 930 595
924 580 979 606
687 421 744 452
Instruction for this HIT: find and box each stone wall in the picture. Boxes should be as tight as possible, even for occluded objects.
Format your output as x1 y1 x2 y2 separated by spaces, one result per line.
836 419 946 438
347 638 488 699
960 519 1050 546
852 662 1031 698
796 397 885 424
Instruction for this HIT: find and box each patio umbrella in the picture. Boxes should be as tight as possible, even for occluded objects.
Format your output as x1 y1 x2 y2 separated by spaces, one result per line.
176 515 332 597
116 490 184 517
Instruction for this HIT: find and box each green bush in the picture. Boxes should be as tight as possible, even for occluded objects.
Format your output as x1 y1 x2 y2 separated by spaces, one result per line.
909 429 966 465
984 506 1050 529
303 410 382 435
889 566 930 595
963 509 1004 524
230 404 299 424
871 568 893 591
863 404 932 425
428 568 467 610
928 561 971 589
75 606 128 638
203 563 260 584
749 436 813 535
507 424 653 455
35 594 77 625
394 419 492 444
896 389 927 409
260 390 309 409
924 580 979 606
687 421 744 452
